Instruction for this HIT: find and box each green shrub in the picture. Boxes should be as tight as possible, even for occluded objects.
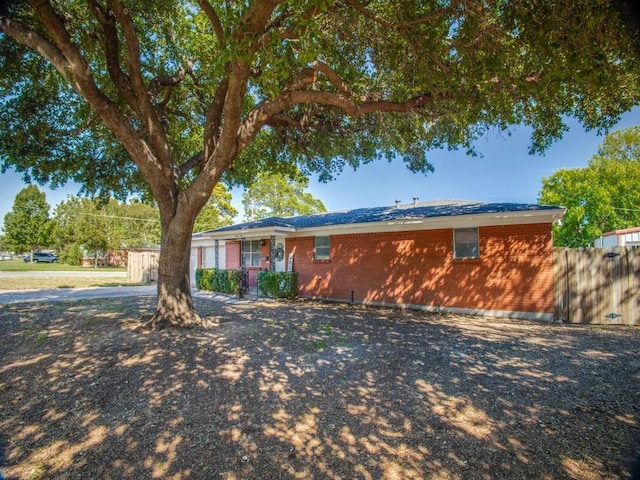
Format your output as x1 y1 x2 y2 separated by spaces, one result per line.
257 271 298 299
59 243 83 266
196 268 241 294
196 268 212 291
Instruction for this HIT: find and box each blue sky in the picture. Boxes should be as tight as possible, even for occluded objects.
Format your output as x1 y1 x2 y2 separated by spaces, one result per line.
298 106 640 212
1 106 639 230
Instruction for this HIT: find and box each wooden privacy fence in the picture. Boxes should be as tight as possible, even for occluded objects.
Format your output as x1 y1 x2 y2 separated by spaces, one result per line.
554 247 639 324
127 249 160 283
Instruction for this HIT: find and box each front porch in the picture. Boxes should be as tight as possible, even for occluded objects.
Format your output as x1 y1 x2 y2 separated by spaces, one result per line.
191 233 289 290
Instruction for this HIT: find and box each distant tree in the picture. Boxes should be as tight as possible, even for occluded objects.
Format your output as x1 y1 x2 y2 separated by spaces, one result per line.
110 199 161 248
539 126 640 247
193 184 237 233
58 242 84 266
53 197 161 265
243 173 326 220
3 185 53 258
54 196 109 266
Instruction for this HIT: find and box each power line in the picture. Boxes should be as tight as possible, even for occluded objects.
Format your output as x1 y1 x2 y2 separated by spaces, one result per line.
62 212 160 222
612 207 640 212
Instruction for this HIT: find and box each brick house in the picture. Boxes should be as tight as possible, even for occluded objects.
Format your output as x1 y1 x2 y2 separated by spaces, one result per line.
191 200 565 321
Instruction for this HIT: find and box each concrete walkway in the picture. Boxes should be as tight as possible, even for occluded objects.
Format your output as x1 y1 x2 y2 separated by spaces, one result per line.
0 285 156 305
0 286 258 306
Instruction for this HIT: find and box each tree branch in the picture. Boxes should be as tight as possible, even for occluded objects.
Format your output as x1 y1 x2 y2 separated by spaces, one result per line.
8 1 177 204
236 0 283 37
176 151 205 179
24 0 94 86
186 61 255 210
341 0 451 30
283 62 360 102
196 0 225 47
105 3 156 119
267 113 303 130
106 0 171 164
87 0 138 113
148 64 192 100
254 3 328 51
0 16 76 87
283 67 317 92
237 89 443 153
310 61 354 98
203 79 229 160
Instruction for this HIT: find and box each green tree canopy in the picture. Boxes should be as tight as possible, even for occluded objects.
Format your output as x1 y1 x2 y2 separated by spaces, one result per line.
54 197 161 259
193 184 237 233
2 1 640 327
243 172 326 220
539 126 640 247
3 185 53 256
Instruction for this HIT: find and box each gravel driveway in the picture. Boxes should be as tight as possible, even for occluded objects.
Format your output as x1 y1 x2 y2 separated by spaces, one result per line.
0 296 639 479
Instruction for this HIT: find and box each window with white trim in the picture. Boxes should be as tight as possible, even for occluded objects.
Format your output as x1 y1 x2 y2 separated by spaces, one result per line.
454 228 479 258
314 236 330 260
243 240 261 267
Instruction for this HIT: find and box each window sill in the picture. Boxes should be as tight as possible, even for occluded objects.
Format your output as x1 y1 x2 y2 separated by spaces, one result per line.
313 259 331 264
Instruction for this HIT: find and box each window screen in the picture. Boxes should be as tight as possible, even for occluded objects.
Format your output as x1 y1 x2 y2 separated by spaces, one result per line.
315 236 330 260
454 228 479 258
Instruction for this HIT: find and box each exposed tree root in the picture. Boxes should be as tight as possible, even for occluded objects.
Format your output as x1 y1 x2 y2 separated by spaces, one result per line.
136 311 217 332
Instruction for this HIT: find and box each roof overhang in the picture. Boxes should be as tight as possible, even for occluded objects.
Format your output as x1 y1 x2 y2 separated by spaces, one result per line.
192 225 296 242
601 226 640 237
193 207 565 241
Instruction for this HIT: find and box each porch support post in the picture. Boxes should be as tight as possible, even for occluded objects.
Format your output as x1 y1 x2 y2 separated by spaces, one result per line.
270 235 276 272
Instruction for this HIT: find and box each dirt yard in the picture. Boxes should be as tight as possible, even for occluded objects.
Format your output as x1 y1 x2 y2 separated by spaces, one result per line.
0 296 639 479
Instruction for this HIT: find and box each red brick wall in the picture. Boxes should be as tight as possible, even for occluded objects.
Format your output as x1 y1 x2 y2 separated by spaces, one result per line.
226 241 240 269
287 223 554 314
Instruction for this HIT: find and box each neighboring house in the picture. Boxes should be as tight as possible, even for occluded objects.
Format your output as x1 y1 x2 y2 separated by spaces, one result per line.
191 200 565 321
80 250 129 268
593 227 640 248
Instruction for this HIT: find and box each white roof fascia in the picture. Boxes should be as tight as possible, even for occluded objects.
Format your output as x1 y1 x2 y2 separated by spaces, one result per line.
196 226 297 241
290 208 566 237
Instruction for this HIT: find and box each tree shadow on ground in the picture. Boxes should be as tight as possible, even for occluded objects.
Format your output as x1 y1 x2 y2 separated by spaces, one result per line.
0 297 639 479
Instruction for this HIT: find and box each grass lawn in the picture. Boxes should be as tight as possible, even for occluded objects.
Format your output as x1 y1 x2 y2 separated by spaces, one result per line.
0 259 134 290
0 259 125 272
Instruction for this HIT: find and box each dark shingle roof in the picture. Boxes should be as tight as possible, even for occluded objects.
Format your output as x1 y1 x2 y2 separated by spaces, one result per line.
197 200 562 236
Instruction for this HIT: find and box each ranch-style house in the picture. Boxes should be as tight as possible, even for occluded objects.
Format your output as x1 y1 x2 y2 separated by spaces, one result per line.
190 200 565 321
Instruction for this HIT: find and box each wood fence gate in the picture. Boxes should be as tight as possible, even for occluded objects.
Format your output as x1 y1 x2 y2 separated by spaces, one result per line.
554 247 640 324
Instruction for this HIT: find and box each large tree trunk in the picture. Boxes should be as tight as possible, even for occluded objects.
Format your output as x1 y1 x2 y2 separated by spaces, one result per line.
143 206 204 330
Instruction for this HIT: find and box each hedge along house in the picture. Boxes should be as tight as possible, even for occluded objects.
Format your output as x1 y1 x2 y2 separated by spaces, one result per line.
191 200 565 320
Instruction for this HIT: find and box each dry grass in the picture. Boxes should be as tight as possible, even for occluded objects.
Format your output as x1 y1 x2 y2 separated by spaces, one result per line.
0 277 143 291
1 297 639 479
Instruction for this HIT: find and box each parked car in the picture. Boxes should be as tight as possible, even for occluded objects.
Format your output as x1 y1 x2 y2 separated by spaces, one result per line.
0 254 11 261
24 252 58 263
